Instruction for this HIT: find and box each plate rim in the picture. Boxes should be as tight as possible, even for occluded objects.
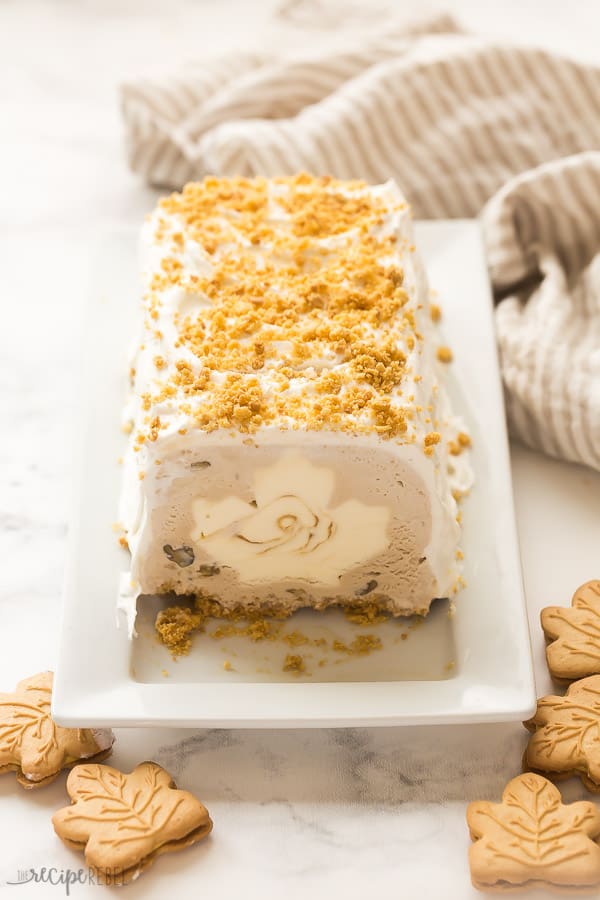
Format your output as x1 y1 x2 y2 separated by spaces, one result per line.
52 219 537 728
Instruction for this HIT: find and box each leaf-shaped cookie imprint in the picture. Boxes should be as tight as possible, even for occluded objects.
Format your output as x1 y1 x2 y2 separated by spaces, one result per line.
542 580 600 681
467 774 600 890
0 681 57 759
52 761 212 883
524 676 600 789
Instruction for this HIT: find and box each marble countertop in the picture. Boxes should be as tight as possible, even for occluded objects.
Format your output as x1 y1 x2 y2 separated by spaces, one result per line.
1 1 599 897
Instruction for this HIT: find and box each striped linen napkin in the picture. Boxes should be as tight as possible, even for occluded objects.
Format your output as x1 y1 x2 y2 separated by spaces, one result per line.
121 2 600 472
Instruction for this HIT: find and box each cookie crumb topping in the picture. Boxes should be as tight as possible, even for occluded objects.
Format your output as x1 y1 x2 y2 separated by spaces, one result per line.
133 174 452 445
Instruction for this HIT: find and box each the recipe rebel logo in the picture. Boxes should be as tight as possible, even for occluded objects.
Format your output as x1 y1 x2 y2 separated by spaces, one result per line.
6 867 126 893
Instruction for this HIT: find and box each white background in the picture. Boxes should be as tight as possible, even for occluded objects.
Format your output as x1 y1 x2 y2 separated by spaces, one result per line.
1 1 599 897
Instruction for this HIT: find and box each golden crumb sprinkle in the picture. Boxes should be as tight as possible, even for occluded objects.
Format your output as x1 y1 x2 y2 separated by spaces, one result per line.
430 303 441 322
282 631 310 647
283 654 306 674
448 429 472 456
436 346 453 363
155 606 205 657
423 429 442 456
332 635 383 655
343 604 389 625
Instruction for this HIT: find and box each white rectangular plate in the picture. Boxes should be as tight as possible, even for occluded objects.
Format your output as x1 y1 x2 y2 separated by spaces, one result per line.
53 221 536 727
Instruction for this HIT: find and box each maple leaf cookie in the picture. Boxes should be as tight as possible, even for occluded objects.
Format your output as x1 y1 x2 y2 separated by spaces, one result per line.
524 675 600 792
467 773 600 891
0 671 114 788
52 761 213 884
542 580 600 683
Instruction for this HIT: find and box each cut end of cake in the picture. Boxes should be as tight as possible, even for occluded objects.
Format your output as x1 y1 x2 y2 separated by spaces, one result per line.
131 439 457 620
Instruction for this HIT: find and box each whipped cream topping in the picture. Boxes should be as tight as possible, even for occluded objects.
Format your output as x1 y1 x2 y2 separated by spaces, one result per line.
128 177 441 445
191 454 390 584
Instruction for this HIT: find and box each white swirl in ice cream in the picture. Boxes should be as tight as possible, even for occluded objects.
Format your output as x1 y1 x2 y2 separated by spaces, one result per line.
191 455 390 584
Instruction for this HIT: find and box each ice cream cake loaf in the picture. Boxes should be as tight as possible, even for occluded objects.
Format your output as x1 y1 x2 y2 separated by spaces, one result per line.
120 174 471 620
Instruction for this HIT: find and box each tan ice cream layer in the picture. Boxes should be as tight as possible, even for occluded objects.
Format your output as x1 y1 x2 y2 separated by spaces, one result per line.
128 436 458 617
120 174 472 627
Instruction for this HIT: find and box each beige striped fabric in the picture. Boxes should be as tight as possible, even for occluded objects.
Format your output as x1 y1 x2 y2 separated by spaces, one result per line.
121 3 600 472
